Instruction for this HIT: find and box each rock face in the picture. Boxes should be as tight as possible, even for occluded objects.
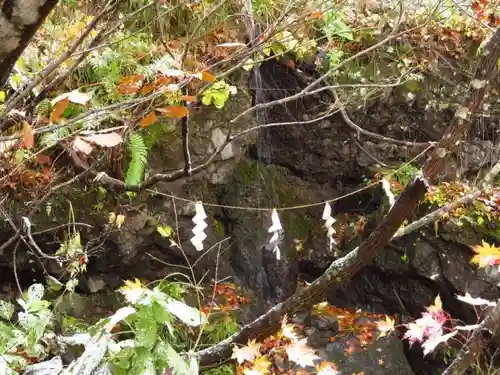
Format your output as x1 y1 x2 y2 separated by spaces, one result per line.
1 50 499 375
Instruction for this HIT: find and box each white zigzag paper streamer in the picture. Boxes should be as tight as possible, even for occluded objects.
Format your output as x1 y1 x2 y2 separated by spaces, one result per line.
381 178 396 208
267 209 283 260
322 202 336 251
190 202 208 251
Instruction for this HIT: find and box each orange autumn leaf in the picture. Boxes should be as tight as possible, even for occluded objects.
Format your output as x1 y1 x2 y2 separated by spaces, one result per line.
311 9 323 19
155 105 189 118
117 83 140 94
167 39 182 50
471 241 500 267
36 154 52 165
118 74 145 84
201 71 216 82
140 111 158 128
50 98 69 122
180 95 197 102
22 121 34 149
142 84 155 95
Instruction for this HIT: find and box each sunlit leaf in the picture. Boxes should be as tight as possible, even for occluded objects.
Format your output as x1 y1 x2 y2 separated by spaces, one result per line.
81 132 123 148
201 71 216 82
115 214 125 229
215 42 247 48
155 105 189 118
51 90 93 106
232 339 262 364
22 121 34 149
140 111 158 128
286 339 321 368
157 225 174 238
72 137 94 155
471 241 500 267
456 292 496 307
50 97 69 122
117 83 140 94
119 279 147 304
180 95 197 102
375 315 395 338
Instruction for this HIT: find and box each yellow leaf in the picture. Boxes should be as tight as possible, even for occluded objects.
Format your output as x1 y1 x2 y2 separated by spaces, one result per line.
155 105 189 118
115 214 125 229
50 97 69 122
140 111 158 128
433 295 442 310
375 315 395 338
119 278 147 304
22 121 34 149
471 241 500 268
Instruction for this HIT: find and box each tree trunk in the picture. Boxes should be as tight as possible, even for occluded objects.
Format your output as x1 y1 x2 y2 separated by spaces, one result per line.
0 0 59 88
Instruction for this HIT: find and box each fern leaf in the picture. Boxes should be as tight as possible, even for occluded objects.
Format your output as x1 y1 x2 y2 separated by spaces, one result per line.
125 132 148 186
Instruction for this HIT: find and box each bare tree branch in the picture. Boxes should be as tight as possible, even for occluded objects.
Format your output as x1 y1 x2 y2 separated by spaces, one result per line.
393 160 500 239
442 300 500 375
0 0 118 125
423 27 500 184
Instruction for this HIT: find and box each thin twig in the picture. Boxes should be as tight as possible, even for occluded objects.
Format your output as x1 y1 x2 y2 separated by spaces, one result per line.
0 1 118 123
393 160 500 239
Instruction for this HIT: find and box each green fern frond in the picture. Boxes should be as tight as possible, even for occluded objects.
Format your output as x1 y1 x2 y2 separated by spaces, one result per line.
39 128 71 148
125 132 148 187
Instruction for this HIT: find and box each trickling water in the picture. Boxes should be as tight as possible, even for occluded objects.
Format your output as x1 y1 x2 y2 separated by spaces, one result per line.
253 69 273 164
240 0 272 164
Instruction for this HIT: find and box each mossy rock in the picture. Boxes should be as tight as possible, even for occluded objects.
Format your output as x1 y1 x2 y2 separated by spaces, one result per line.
217 159 333 260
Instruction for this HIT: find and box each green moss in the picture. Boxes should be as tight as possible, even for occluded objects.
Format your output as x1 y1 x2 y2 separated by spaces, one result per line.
219 159 317 250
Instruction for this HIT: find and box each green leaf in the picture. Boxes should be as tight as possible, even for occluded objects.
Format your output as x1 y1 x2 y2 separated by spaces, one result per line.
0 91 5 103
477 216 484 226
135 310 157 350
0 300 15 320
161 341 192 375
152 301 171 324
157 225 174 238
